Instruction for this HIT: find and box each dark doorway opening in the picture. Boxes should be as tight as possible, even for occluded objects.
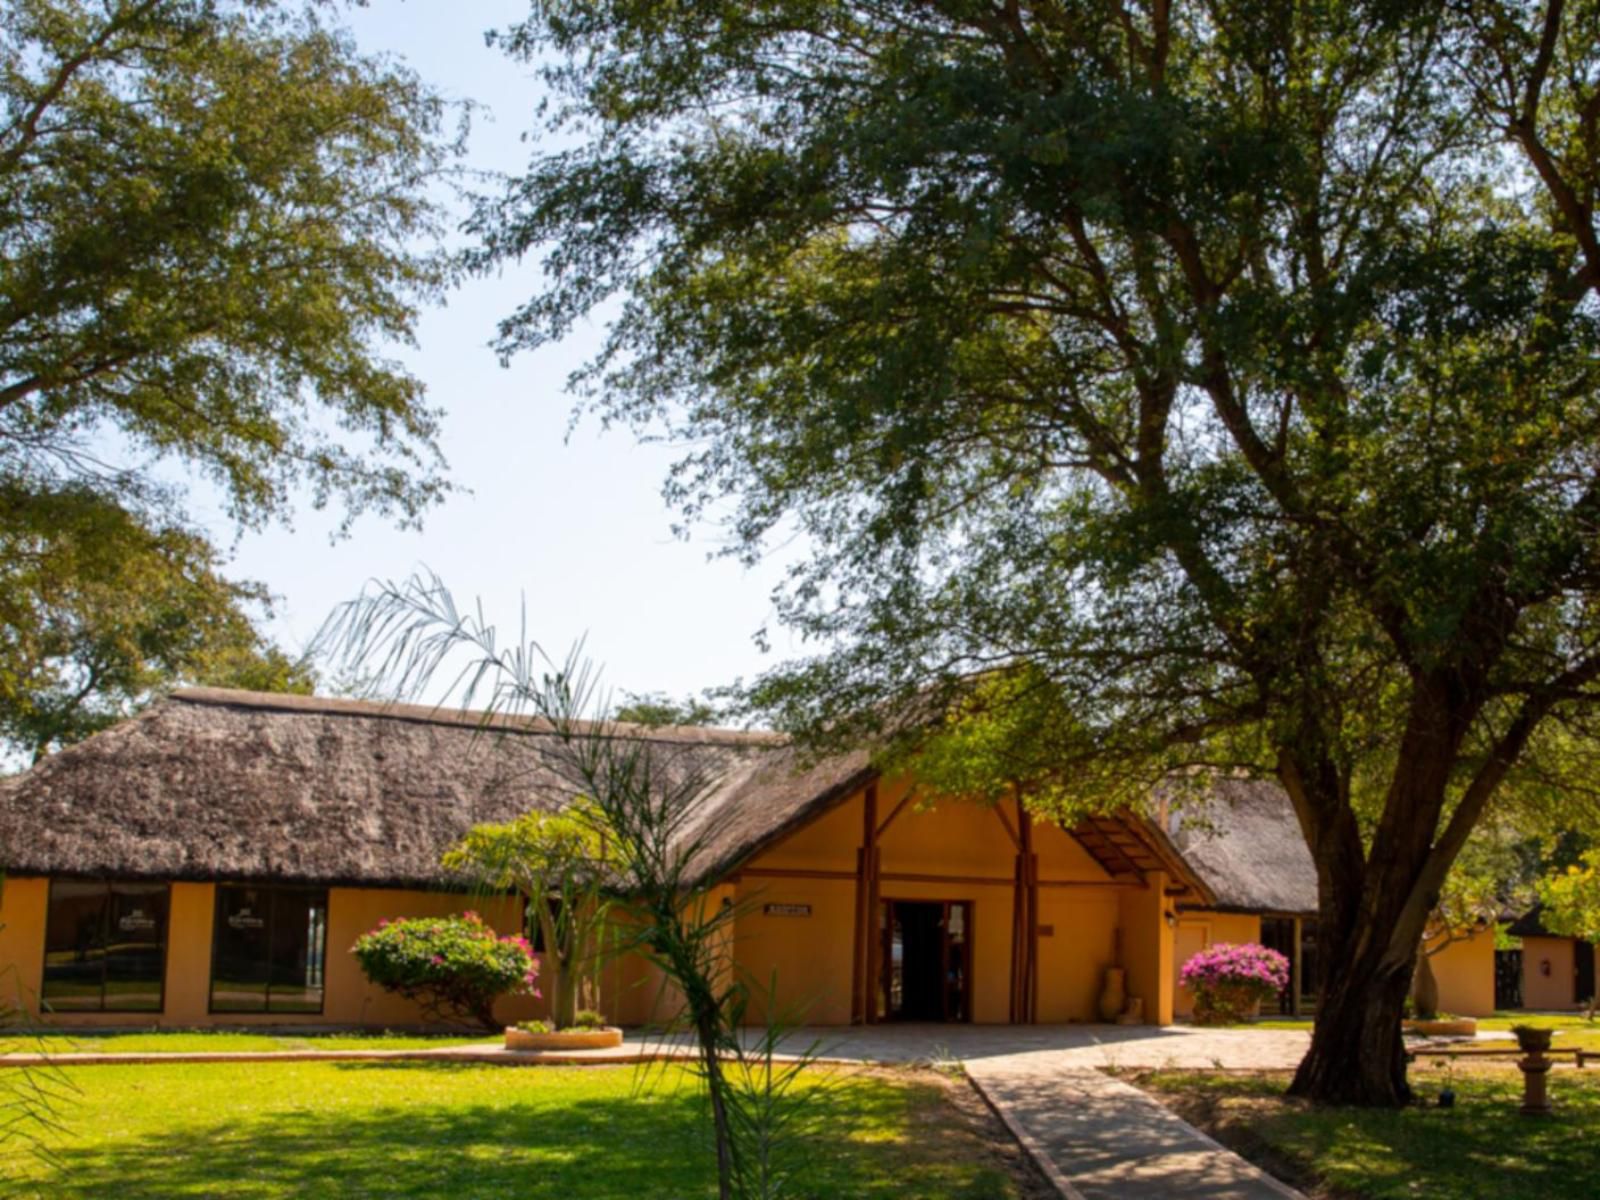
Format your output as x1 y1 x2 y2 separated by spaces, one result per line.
879 900 971 1022
1577 940 1595 1007
1495 949 1524 1010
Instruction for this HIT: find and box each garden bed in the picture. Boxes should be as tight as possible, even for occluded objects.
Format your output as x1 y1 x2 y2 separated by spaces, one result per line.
504 1025 624 1051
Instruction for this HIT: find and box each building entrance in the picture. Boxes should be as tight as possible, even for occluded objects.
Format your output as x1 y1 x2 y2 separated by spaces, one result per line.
880 900 971 1022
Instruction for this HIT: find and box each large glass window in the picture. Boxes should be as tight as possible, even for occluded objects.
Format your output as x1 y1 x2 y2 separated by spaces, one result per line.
210 885 327 1013
42 880 169 1013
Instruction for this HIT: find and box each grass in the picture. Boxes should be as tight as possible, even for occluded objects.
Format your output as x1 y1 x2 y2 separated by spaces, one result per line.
1224 1011 1600 1051
1138 1065 1600 1200
1 1030 490 1054
1 1060 1031 1199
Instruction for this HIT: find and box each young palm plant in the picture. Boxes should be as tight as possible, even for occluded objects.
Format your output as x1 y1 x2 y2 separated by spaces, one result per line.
319 571 823 1200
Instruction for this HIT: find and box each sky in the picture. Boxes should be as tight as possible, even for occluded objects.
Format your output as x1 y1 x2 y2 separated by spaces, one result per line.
197 1 799 709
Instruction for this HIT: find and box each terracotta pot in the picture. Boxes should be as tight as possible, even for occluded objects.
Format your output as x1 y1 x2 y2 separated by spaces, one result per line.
1098 967 1127 1022
504 1026 624 1051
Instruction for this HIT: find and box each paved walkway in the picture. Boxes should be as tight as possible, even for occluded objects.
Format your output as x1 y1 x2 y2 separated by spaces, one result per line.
962 1046 1305 1200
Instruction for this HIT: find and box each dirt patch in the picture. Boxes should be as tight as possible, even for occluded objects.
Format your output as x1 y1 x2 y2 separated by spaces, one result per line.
1132 1071 1351 1200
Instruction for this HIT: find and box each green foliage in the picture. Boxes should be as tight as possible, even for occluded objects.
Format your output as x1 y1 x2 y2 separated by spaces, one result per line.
442 800 616 1029
1 0 456 529
0 0 460 756
1538 852 1600 1018
570 1008 607 1030
613 691 721 728
349 912 537 1032
0 484 314 759
474 0 1600 1103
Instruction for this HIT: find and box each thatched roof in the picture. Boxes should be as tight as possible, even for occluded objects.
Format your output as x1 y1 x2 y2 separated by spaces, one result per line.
0 688 854 890
1505 906 1582 941
1165 777 1318 916
0 687 1244 902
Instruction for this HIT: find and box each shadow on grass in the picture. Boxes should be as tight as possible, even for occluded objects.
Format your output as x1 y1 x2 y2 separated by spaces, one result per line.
1149 1069 1600 1200
34 1062 1010 1200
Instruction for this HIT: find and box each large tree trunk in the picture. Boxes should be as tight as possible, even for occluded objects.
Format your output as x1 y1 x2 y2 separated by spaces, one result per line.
1289 930 1414 1105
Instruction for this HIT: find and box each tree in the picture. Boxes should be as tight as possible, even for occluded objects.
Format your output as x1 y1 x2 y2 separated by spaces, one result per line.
443 801 617 1030
0 484 314 760
613 692 720 728
0 0 457 753
1 0 455 531
475 2 1600 1104
1536 851 1600 1020
322 574 823 1200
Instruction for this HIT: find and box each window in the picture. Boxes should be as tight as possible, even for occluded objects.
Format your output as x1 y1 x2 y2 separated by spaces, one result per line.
210 885 328 1013
42 879 169 1013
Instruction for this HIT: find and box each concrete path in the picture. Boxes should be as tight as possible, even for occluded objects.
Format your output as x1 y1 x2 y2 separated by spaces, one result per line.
965 1050 1304 1200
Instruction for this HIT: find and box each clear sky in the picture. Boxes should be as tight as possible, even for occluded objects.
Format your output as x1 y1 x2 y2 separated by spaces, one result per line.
199 1 799 708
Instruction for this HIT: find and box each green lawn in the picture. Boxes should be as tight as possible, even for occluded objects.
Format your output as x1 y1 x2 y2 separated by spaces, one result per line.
1233 1011 1600 1053
1138 1067 1600 1200
2 1060 1027 1199
2 1030 490 1054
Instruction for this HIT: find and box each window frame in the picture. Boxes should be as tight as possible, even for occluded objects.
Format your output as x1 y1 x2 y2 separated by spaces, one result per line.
40 877 171 1015
207 883 330 1016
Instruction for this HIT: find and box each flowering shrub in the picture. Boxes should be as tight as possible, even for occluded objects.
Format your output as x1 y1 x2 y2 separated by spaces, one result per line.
1179 941 1290 1025
351 911 538 1030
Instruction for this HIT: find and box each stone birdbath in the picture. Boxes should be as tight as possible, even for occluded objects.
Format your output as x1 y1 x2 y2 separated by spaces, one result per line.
1512 1025 1555 1116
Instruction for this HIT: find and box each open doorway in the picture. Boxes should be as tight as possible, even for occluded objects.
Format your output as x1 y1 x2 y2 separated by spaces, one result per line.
879 900 972 1022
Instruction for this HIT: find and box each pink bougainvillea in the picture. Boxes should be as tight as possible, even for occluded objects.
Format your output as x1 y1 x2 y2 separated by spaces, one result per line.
1179 942 1290 1025
351 911 539 1030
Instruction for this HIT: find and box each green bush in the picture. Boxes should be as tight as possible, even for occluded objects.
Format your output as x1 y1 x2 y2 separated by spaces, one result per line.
569 1009 607 1030
351 912 538 1030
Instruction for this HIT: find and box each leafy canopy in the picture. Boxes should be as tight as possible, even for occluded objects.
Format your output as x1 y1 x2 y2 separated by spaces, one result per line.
1 0 457 530
476 0 1600 1102
0 0 461 753
0 484 314 761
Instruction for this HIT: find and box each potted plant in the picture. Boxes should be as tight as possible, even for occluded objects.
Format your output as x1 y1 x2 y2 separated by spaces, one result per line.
1179 942 1290 1025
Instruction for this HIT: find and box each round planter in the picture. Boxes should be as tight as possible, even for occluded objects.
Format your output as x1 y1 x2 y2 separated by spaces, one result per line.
1512 1025 1554 1053
1403 1018 1478 1038
504 1025 624 1052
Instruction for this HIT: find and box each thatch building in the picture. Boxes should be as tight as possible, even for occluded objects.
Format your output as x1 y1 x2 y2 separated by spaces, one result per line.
0 687 1498 1029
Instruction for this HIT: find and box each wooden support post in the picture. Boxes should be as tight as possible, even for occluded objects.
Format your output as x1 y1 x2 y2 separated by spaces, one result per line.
1024 808 1039 1025
855 783 880 1024
1010 793 1038 1024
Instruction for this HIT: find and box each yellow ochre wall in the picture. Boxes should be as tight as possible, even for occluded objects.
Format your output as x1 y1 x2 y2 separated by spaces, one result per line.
729 775 1144 1026
0 876 546 1029
1428 930 1495 1018
1520 935 1595 1012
